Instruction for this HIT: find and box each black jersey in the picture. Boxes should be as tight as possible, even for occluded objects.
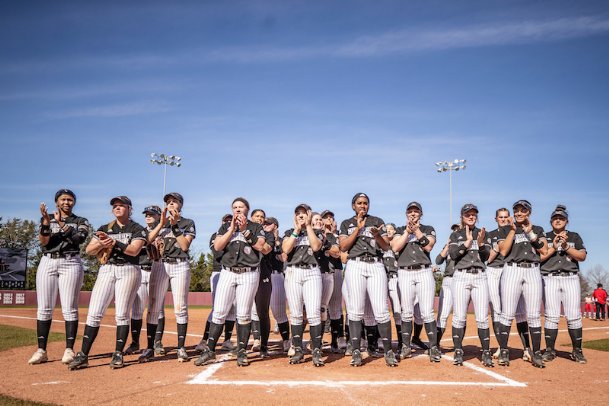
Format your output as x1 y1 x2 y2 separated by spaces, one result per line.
382 249 398 274
486 228 506 268
41 214 90 254
138 222 159 270
497 224 545 263
435 252 456 277
541 231 585 274
217 220 266 268
317 231 339 273
209 232 222 273
259 230 276 278
158 217 196 260
448 227 490 270
284 228 324 267
339 215 387 259
394 224 435 267
96 220 147 265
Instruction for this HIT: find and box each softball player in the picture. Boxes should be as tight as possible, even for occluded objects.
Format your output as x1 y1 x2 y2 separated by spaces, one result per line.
435 224 460 347
29 189 90 366
282 204 325 366
495 199 547 368
313 212 337 347
266 217 291 351
69 196 147 370
384 223 402 350
391 201 440 362
146 193 196 362
448 204 492 367
486 208 532 361
323 210 346 354
339 193 398 367
250 209 275 358
195 197 266 367
540 205 587 363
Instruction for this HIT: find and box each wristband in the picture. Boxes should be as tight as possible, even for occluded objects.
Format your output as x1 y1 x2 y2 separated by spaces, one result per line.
172 225 183 237
418 235 430 247
291 232 298 238
531 239 544 250
527 231 538 242
40 225 51 237
114 241 128 253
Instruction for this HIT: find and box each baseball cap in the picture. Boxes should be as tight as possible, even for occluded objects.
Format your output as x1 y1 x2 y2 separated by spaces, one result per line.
320 210 335 219
164 192 184 205
110 196 132 206
55 188 76 202
221 214 233 222
295 203 312 213
351 193 369 205
264 217 279 227
406 201 423 212
451 224 460 232
513 199 532 211
551 204 568 220
142 205 162 215
461 203 479 215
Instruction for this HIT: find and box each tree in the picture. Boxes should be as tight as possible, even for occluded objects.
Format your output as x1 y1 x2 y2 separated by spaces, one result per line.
190 252 214 292
0 217 40 289
579 274 591 300
585 264 609 289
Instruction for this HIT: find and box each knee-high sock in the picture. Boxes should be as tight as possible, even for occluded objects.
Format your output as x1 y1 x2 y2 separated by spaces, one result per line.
401 320 412 347
251 320 261 340
330 319 340 346
377 321 392 353
65 320 78 350
146 323 157 349
452 326 465 350
155 317 165 342
497 323 511 349
310 323 323 350
413 322 423 340
348 320 362 351
437 327 445 344
278 321 290 341
224 320 235 341
396 322 402 347
116 325 129 352
544 328 558 351
81 324 100 355
202 320 211 341
478 328 491 351
568 328 583 350
345 320 350 341
206 322 224 352
177 323 187 348
529 326 542 352
236 323 251 352
492 321 500 340
517 321 531 349
36 320 52 350
130 319 142 345
424 321 438 347
365 325 377 350
291 324 304 349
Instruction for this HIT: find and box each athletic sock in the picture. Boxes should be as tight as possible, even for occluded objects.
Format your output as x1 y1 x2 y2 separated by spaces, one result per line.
291 324 304 349
377 321 392 353
130 319 142 345
177 323 188 348
413 322 423 341
155 317 165 342
437 326 445 344
37 319 52 351
529 326 542 352
202 320 211 341
236 323 251 352
568 328 583 350
338 315 345 337
81 324 100 355
452 326 465 350
310 323 323 350
330 319 340 346
517 321 531 348
345 320 351 341
424 321 438 347
224 320 235 341
365 325 377 350
116 325 129 352
544 328 558 351
492 321 500 340
396 322 403 347
401 320 412 347
278 321 290 341
348 320 362 351
65 320 78 350
251 320 261 341
497 323 511 349
146 323 157 349
478 328 491 351
207 322 224 352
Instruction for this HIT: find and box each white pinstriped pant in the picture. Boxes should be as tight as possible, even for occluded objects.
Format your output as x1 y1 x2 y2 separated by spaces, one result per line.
543 274 582 329
284 266 322 326
36 255 84 322
207 271 236 323
342 275 376 325
437 276 453 329
388 274 402 326
270 272 288 324
86 264 141 327
131 268 150 320
500 264 542 328
147 261 190 324
328 269 344 320
398 267 435 324
451 270 489 329
344 259 390 324
487 265 528 324
320 272 335 321
212 268 259 325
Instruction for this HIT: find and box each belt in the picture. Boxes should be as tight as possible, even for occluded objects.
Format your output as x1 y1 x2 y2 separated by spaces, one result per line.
388 272 398 278
292 264 316 269
545 271 578 277
353 255 380 263
226 266 257 274
107 262 127 266
507 262 539 268
458 267 485 274
163 257 188 264
141 265 152 271
43 252 79 259
398 265 427 271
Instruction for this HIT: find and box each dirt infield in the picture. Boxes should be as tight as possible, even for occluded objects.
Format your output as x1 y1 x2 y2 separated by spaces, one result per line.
1 307 608 405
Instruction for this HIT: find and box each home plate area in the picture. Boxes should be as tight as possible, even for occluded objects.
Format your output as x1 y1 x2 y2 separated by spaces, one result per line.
187 347 526 388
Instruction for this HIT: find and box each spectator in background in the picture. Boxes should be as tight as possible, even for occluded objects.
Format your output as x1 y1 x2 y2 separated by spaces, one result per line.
592 284 607 321
584 294 595 319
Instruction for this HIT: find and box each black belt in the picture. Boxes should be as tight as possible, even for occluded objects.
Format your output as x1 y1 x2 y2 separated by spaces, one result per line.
292 264 316 269
388 272 398 278
458 268 485 274
43 252 79 259
354 255 380 263
399 264 428 271
507 262 539 268
226 266 257 274
107 262 128 267
141 265 152 271
163 257 188 264
545 271 578 277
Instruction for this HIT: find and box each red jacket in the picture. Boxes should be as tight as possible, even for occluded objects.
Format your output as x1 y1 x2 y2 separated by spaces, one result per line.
593 288 608 305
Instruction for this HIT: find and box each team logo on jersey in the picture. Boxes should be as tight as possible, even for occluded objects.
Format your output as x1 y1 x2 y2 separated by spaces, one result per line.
471 240 479 251
110 233 132 244
307 248 313 256
230 232 247 244
244 246 252 255
514 234 529 244
370 239 376 248
296 236 310 247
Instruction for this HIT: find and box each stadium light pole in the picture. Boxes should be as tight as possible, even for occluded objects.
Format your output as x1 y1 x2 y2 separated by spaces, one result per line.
435 159 467 225
150 153 182 196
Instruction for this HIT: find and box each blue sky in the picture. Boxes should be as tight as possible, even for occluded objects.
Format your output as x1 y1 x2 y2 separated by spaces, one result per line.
1 1 608 274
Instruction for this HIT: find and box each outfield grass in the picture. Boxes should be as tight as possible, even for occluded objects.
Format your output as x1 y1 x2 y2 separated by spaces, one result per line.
0 324 64 352
583 338 609 352
0 395 56 406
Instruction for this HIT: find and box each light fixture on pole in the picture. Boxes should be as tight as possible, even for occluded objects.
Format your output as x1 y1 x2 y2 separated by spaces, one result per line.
435 159 467 225
150 153 182 196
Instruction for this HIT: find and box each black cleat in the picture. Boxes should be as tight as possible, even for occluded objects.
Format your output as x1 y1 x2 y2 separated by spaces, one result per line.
124 342 140 355
259 348 270 359
570 348 587 364
109 351 124 369
531 350 545 368
367 347 383 358
194 349 216 366
350 349 363 367
289 347 304 364
453 349 464 366
236 349 249 367
429 346 442 363
412 337 429 351
138 349 154 363
312 348 325 367
153 340 165 356
481 350 494 367
399 343 412 360
68 351 89 371
498 349 510 366
542 349 556 362
331 343 340 354
385 350 398 367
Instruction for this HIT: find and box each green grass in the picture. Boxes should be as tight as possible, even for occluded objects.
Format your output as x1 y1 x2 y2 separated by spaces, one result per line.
583 338 609 352
0 395 56 406
0 324 64 352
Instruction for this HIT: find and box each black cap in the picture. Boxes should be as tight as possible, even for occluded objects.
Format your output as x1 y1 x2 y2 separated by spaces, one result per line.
164 192 184 205
221 213 233 223
320 210 335 218
264 217 279 227
551 204 568 220
55 189 76 202
295 203 312 213
142 205 161 215
110 196 132 206
461 203 479 215
513 199 532 211
351 193 369 205
406 201 423 212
